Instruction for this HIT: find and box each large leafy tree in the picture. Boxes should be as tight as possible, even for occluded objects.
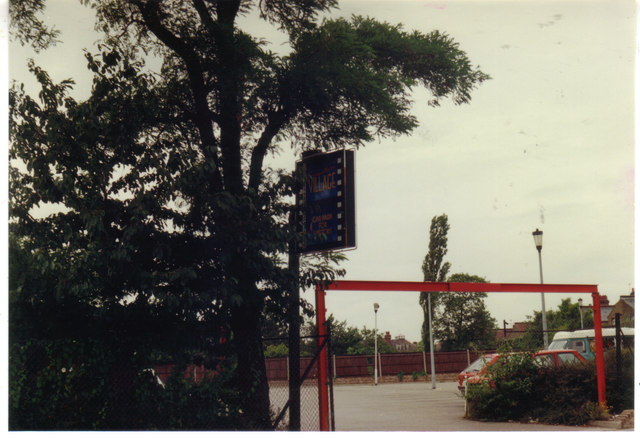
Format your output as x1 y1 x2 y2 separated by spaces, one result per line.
10 0 489 428
434 273 497 351
420 214 451 350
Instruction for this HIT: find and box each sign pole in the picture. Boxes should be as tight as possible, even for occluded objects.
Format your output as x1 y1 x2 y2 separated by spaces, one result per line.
287 209 301 431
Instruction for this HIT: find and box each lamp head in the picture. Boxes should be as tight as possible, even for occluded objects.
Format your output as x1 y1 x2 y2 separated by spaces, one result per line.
532 229 543 250
373 303 379 312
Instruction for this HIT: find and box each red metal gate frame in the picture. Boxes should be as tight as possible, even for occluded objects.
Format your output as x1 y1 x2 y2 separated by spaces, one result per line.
314 280 606 431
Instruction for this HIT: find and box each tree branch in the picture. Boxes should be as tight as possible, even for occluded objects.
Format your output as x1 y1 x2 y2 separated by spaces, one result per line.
134 0 223 191
248 111 286 190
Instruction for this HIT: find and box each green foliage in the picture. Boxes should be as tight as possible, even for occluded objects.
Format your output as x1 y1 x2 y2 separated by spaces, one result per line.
466 349 635 425
301 316 396 356
420 214 451 350
136 366 246 430
466 352 539 422
497 332 541 352
345 327 396 355
9 338 114 430
411 370 425 381
9 337 245 430
523 298 594 348
264 344 289 358
397 371 405 382
10 0 488 426
435 273 497 351
603 349 634 412
325 316 366 355
9 0 61 52
419 218 497 352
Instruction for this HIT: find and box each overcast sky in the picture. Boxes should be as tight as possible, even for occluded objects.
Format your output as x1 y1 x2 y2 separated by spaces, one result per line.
7 0 637 344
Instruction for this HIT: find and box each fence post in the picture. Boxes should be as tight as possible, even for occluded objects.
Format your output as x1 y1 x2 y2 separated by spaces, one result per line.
615 313 622 392
333 355 337 379
422 351 427 375
466 349 470 367
591 292 606 406
464 377 469 417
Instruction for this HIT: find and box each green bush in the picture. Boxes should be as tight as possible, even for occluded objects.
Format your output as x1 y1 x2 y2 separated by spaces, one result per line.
9 338 246 430
466 352 538 422
528 361 596 425
466 349 634 425
138 365 245 430
10 338 115 430
603 349 634 412
264 343 289 358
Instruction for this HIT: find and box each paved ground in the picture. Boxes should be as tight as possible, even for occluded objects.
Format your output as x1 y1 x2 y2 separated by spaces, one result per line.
331 381 618 431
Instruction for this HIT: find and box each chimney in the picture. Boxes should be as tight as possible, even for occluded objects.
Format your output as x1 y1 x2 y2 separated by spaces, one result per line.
600 295 609 306
384 331 391 345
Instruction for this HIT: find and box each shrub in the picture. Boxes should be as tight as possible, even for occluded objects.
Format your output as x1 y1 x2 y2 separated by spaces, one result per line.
527 361 595 425
603 349 634 412
397 371 405 382
141 365 245 430
264 344 289 358
10 338 115 430
466 348 634 425
466 352 538 422
9 338 245 430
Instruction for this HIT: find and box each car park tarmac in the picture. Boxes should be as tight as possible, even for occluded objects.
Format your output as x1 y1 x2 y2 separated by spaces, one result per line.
332 381 615 431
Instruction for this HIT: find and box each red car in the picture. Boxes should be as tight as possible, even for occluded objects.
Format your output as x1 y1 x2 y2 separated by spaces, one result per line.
458 349 587 392
458 353 500 392
533 349 588 367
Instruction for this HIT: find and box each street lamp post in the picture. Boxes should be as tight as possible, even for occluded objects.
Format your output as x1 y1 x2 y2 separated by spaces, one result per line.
578 298 584 329
374 303 379 385
532 229 548 347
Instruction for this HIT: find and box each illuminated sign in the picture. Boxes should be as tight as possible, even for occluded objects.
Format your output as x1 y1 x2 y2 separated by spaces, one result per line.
296 150 356 253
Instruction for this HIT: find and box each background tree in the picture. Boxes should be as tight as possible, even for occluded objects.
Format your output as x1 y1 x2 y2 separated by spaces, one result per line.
519 298 594 349
10 0 488 428
345 327 397 355
433 273 497 351
300 316 396 356
420 214 451 351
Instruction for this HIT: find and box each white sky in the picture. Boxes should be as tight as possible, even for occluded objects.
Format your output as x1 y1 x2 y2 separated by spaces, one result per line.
6 0 637 344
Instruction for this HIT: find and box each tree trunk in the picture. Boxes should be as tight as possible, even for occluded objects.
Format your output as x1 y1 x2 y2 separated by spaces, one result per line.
229 270 271 429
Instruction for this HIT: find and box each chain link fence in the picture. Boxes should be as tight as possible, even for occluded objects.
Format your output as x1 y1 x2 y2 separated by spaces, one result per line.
10 335 330 431
10 337 271 430
264 333 330 431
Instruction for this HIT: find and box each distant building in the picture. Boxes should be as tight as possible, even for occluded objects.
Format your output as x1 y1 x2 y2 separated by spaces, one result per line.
606 290 635 327
496 321 528 341
580 293 635 328
383 331 419 352
597 295 615 326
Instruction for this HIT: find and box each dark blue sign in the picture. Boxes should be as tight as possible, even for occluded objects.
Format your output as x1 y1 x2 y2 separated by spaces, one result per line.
297 150 355 253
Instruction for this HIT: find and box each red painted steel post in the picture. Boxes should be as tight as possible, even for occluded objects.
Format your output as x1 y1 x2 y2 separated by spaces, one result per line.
591 292 607 406
315 283 330 431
